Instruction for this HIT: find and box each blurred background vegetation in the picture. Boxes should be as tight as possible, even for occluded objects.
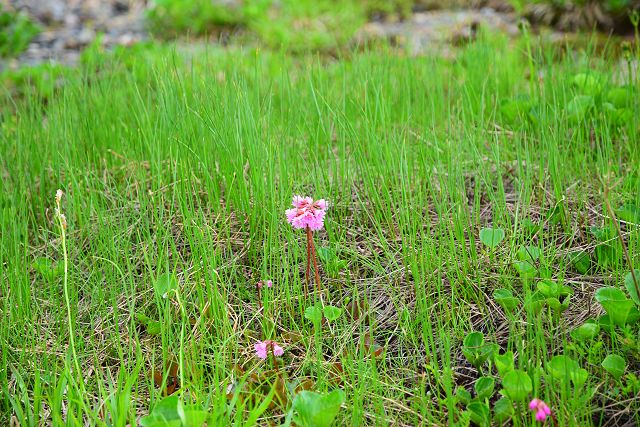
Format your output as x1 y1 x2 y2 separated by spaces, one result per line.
1 0 638 98
1 1 639 59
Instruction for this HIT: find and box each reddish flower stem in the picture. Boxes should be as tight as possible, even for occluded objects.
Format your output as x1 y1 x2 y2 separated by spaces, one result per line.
256 285 262 312
305 227 311 298
310 238 321 293
306 226 322 294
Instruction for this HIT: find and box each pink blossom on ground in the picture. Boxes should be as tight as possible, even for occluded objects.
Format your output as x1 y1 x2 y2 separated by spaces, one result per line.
257 280 273 289
529 398 551 422
254 340 284 359
285 195 328 231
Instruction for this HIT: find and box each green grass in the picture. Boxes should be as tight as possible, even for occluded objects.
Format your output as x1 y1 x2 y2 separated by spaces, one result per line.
1 32 640 426
0 7 40 58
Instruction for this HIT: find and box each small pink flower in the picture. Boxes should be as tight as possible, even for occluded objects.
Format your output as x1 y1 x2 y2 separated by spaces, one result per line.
257 280 273 289
285 195 328 231
529 398 551 422
254 340 284 359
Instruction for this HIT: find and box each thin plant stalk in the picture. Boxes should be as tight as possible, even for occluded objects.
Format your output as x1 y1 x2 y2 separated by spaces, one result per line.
305 230 311 298
56 198 84 398
601 177 639 297
306 226 321 293
256 284 263 312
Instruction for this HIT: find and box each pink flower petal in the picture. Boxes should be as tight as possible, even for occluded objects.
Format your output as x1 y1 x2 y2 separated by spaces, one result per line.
529 399 540 410
272 343 284 356
285 196 328 231
254 342 268 359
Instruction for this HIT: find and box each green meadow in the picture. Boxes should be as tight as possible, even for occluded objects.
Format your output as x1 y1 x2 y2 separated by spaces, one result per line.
1 28 640 426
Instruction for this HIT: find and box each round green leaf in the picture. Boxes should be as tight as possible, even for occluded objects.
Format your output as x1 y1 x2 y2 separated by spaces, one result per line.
292 389 346 427
516 245 541 262
467 401 490 427
147 321 161 335
463 331 484 348
566 95 594 122
537 280 559 298
154 273 178 299
624 270 640 306
607 87 632 108
573 73 603 96
474 377 495 400
547 355 589 388
493 289 519 311
595 287 634 326
140 396 207 427
514 260 537 278
495 351 514 378
569 250 591 274
304 305 323 324
479 228 505 248
455 386 471 405
493 398 514 422
570 321 600 342
501 370 532 402
323 306 343 322
627 307 640 324
601 354 626 380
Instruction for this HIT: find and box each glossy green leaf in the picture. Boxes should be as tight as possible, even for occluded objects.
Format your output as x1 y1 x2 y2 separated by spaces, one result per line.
462 332 495 369
493 289 519 311
520 218 540 236
537 280 559 298
501 370 532 402
455 386 471 405
516 245 540 262
304 305 323 324
524 293 545 314
474 377 495 401
569 251 591 274
292 389 346 427
626 307 640 324
495 351 514 378
323 306 343 322
147 321 161 335
572 73 603 96
467 401 490 427
624 270 640 305
479 228 505 248
601 354 626 380
570 321 600 342
547 355 589 388
606 87 632 108
595 287 634 326
493 398 514 422
316 246 335 264
140 395 207 427
566 95 594 122
500 95 535 124
514 260 537 278
154 273 178 299
595 244 621 269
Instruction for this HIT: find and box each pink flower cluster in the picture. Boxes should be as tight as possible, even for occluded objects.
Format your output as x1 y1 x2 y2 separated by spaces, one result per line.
254 340 284 359
285 196 328 231
257 280 273 289
529 398 551 422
